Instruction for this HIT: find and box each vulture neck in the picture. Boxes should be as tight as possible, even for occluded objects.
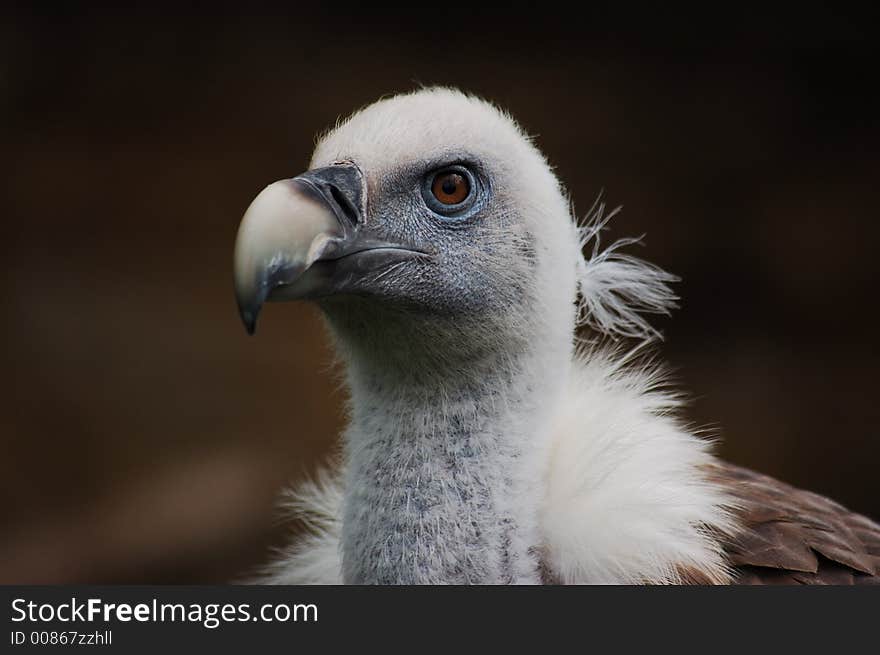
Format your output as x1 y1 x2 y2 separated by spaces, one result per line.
332 307 570 584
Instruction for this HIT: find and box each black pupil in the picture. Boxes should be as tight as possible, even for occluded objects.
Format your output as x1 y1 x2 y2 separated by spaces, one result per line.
441 176 459 196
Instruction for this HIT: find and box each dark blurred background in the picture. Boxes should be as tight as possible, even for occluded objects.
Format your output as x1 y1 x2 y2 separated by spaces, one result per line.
2 6 877 583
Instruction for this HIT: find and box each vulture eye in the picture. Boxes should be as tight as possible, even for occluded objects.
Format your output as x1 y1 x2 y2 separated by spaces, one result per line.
422 165 480 218
432 171 470 205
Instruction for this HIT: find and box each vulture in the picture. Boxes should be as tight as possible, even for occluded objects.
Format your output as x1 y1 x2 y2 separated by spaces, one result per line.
233 87 879 584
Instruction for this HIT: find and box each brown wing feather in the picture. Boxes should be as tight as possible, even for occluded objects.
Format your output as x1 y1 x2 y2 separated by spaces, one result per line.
711 462 880 585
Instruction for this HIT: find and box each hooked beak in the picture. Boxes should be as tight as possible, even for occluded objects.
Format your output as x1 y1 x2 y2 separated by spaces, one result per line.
233 163 423 335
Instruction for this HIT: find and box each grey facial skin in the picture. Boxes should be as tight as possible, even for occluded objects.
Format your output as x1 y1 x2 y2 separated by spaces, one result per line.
235 153 537 331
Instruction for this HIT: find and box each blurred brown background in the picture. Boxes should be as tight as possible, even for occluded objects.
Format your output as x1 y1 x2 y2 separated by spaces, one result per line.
2 6 877 583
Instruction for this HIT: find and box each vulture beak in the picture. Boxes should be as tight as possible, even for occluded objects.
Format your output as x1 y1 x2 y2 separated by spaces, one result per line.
233 163 422 335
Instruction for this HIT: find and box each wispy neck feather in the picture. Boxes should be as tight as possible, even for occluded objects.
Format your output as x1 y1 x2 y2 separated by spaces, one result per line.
574 199 679 343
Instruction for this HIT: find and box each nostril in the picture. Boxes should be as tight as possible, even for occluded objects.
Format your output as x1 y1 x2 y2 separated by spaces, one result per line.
329 184 360 227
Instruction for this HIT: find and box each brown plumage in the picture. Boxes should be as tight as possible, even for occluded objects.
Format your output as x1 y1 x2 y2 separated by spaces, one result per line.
711 463 880 585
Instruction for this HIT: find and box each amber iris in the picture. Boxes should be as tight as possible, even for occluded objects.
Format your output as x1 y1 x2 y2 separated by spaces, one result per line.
431 171 470 205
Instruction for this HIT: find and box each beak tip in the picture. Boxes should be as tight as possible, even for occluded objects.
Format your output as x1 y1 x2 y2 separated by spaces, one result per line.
238 304 260 336
235 274 268 336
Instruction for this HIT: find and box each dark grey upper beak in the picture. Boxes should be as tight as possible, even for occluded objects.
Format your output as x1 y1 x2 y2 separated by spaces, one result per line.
233 163 425 335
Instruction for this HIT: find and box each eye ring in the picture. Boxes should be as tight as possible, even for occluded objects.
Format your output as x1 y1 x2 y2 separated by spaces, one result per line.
421 165 479 218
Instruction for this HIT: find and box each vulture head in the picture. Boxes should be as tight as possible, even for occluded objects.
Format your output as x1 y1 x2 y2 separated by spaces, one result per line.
232 88 880 585
235 88 593 380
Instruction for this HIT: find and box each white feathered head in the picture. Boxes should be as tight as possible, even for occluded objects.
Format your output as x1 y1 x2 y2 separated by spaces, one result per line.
234 88 676 361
